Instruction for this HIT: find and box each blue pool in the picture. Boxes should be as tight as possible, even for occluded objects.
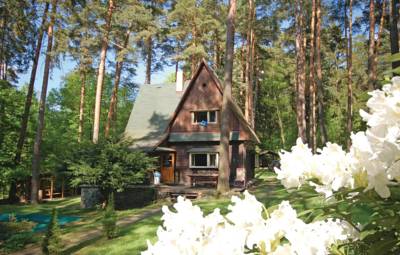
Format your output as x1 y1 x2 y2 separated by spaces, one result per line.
0 213 81 232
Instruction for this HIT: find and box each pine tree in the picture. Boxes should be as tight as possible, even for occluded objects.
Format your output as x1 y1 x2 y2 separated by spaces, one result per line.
167 0 221 74
315 0 328 145
42 208 63 255
390 0 400 69
309 0 317 152
346 0 353 149
105 0 152 138
218 0 236 194
93 0 115 144
295 0 307 143
10 2 50 203
31 0 58 204
367 0 376 90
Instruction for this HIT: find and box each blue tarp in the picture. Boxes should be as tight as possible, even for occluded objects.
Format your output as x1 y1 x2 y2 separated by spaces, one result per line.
0 213 80 232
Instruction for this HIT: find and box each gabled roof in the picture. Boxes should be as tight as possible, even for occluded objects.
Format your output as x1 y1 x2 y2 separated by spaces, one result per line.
124 83 186 150
157 60 260 146
125 60 260 151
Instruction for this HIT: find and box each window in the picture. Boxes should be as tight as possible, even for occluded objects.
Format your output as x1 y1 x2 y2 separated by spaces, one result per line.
192 111 217 124
190 153 219 168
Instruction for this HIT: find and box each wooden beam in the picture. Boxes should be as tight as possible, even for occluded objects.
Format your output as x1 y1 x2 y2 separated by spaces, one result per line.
50 176 54 200
61 178 65 198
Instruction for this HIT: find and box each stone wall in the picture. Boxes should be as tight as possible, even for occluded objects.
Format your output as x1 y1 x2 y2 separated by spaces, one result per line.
80 185 102 209
115 186 157 210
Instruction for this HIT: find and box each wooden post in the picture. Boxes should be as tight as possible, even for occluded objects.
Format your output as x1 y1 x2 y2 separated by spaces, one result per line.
61 177 65 198
50 176 54 200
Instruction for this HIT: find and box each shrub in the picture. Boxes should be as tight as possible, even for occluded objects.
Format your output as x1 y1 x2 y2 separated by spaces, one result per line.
1 232 37 253
70 138 156 199
0 220 35 241
102 194 118 239
42 208 63 255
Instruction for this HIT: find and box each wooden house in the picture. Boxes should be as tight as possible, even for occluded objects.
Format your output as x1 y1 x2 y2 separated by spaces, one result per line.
124 60 260 187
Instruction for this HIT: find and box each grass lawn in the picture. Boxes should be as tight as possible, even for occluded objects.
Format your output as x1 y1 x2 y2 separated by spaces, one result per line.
0 171 329 254
74 170 327 255
0 195 169 254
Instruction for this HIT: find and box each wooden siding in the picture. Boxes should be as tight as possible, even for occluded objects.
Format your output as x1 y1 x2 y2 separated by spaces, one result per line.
168 142 247 185
169 67 249 140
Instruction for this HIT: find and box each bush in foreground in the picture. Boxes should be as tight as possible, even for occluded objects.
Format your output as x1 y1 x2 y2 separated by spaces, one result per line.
142 192 357 255
103 194 118 239
42 208 63 255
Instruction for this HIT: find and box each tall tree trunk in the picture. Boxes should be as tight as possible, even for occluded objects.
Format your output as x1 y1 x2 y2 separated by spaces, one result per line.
31 0 57 204
213 30 220 69
295 0 307 143
316 0 328 145
105 29 131 138
9 2 49 203
252 55 259 130
218 0 236 194
92 0 115 144
78 71 86 143
245 0 255 128
367 0 376 90
273 92 286 147
347 0 354 149
144 36 152 84
372 0 386 84
309 0 317 152
390 0 400 69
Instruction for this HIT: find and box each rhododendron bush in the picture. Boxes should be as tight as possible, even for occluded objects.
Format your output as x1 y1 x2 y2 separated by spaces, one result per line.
142 79 400 254
276 77 400 198
142 192 357 255
274 78 400 254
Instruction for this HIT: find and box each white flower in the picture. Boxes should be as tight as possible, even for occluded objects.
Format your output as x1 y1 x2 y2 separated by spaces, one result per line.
276 77 400 198
142 193 355 255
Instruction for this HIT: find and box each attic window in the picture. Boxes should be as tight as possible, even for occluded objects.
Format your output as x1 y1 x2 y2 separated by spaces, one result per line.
202 83 207 87
192 111 217 125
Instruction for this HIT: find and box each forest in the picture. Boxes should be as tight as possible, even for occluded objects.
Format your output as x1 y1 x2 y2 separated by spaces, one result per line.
0 0 398 201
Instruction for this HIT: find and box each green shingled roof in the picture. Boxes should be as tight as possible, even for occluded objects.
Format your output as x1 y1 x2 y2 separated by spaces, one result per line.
124 83 185 149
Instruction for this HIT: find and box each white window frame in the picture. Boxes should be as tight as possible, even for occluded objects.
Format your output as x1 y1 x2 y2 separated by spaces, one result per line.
191 110 218 124
189 153 219 168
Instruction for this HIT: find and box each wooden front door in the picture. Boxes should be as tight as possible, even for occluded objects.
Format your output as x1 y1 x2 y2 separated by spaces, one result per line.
161 153 175 184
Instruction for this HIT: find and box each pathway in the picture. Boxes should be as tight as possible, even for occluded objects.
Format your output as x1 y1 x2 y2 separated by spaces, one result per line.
13 207 162 255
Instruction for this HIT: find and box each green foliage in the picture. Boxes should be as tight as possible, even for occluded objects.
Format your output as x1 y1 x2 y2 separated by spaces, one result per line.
0 81 35 191
282 185 400 255
69 138 156 195
1 232 37 253
102 193 118 239
0 214 36 252
42 208 63 255
0 220 36 241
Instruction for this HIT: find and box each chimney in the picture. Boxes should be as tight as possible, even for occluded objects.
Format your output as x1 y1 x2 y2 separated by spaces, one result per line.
176 70 183 92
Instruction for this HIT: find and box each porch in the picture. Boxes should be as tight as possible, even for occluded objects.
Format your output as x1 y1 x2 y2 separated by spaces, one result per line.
155 184 244 200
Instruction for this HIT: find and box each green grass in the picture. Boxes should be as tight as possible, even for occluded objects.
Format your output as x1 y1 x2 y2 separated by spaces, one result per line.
0 170 327 254
74 170 327 255
0 195 169 253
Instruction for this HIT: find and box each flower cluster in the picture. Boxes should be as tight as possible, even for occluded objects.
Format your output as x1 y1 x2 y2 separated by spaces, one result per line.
142 191 356 255
276 77 400 198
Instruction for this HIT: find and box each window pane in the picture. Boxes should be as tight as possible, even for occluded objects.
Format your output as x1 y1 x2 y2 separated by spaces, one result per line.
209 154 217 166
209 111 216 122
194 111 208 123
192 154 207 166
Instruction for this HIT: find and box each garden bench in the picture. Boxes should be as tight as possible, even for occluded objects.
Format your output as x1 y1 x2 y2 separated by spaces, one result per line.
188 173 218 187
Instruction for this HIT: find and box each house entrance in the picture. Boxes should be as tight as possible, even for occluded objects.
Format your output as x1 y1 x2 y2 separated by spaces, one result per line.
161 153 175 184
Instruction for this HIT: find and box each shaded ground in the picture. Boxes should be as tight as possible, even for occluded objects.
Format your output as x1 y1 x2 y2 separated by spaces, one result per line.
73 171 326 255
3 171 326 254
